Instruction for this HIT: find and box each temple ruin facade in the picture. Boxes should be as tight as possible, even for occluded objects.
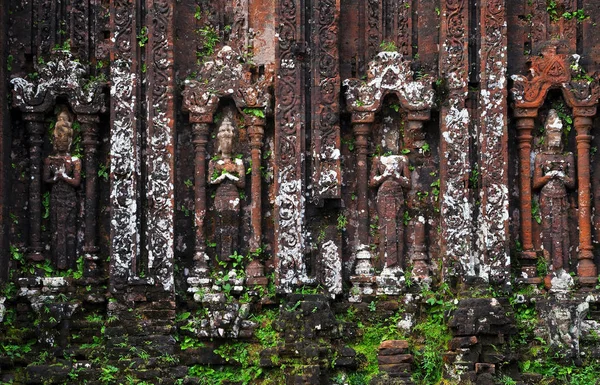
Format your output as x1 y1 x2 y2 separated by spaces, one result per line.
2 0 600 384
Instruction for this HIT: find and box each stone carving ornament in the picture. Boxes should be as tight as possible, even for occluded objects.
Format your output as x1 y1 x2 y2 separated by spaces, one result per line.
208 113 245 260
369 154 411 269
533 110 575 274
43 106 81 270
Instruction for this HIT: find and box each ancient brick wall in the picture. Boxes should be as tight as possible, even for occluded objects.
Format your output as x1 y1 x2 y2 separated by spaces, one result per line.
2 1 600 384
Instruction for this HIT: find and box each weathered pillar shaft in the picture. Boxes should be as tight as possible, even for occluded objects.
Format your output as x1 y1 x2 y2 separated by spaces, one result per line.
479 0 510 283
439 0 472 279
574 115 596 280
79 114 99 254
79 114 100 276
353 122 371 252
248 123 264 251
406 119 429 279
516 117 535 256
192 122 210 272
24 113 45 261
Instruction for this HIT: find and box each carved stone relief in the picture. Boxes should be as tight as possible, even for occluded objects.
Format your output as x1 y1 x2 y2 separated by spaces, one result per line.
344 51 434 300
511 40 600 286
10 49 106 273
43 106 82 270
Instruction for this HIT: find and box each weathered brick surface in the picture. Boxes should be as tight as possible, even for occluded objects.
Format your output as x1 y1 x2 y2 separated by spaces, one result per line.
2 1 600 384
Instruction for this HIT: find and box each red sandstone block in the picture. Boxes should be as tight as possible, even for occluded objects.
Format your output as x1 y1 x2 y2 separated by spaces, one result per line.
377 354 413 364
379 340 409 350
449 336 478 350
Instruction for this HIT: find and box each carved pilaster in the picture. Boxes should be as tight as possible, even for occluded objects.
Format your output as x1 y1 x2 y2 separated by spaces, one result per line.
78 114 100 277
246 119 267 286
515 114 538 282
23 113 46 261
191 121 210 283
440 0 472 280
353 121 372 268
574 114 597 283
479 0 510 283
405 119 429 280
311 0 341 202
110 0 141 289
145 0 176 292
275 0 310 293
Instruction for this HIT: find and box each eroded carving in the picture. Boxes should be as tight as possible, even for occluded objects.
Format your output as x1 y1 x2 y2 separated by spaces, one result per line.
43 106 82 270
369 154 410 269
209 113 246 260
533 111 575 276
511 40 600 284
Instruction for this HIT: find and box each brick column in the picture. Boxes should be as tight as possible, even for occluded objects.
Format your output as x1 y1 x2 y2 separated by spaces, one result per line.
574 114 597 283
191 121 210 279
78 114 100 276
246 118 267 286
24 112 46 261
515 114 538 282
352 120 372 275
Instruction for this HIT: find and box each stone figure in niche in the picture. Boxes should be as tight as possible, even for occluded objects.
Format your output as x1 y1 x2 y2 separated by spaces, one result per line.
43 106 81 270
533 109 575 273
369 153 411 268
209 114 245 260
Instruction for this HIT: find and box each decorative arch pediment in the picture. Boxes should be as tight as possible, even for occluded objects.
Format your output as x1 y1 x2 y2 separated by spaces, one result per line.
182 46 273 123
10 50 106 115
511 40 600 112
343 51 435 118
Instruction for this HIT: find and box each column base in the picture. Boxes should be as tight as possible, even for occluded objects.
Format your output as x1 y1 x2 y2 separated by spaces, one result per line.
577 257 597 280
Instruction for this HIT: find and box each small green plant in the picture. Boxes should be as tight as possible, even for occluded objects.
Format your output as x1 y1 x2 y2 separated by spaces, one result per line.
403 211 411 226
7 55 14 71
98 164 109 181
99 365 119 384
180 205 191 217
337 213 348 231
546 0 559 21
242 107 265 119
531 198 542 224
413 283 455 383
137 26 149 47
184 178 193 188
537 256 548 277
196 25 220 62
562 9 589 22
379 40 397 52
469 165 479 189
368 300 377 312
341 137 355 151
498 374 517 385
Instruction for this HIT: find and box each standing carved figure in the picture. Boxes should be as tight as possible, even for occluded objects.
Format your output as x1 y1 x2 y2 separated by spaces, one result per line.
208 114 245 260
533 109 575 272
369 154 411 268
43 106 81 270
